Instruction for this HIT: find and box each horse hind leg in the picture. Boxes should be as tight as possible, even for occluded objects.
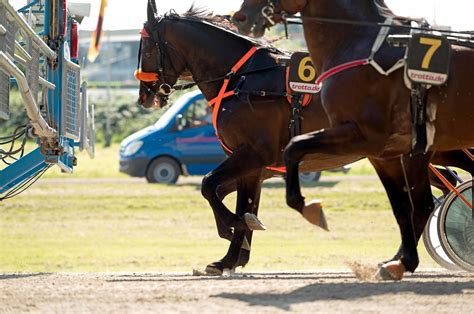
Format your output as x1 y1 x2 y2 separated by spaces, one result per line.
283 122 366 221
379 149 470 265
370 153 434 280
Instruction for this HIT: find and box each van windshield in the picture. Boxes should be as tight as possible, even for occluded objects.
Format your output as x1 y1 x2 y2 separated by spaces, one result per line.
154 93 200 129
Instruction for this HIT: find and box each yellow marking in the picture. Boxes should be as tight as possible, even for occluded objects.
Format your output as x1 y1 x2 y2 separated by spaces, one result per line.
420 37 442 69
298 56 316 82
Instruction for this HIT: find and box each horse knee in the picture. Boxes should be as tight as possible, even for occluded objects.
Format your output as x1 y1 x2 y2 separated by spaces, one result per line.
284 138 304 164
201 174 217 200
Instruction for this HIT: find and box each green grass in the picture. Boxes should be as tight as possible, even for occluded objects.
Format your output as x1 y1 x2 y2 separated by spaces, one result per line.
0 155 441 272
42 144 128 179
39 144 376 179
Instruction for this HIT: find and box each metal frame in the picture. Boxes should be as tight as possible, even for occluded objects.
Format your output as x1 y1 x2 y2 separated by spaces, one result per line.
423 164 473 272
0 0 93 196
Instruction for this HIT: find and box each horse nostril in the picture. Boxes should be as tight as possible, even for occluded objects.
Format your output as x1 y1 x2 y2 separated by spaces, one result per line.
232 11 248 23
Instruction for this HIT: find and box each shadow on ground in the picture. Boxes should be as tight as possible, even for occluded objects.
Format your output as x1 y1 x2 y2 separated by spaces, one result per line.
212 279 474 311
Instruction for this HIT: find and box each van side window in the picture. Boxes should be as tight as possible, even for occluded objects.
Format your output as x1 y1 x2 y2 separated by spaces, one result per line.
182 98 212 129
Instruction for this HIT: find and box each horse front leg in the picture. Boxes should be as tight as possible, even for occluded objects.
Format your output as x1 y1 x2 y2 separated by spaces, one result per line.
206 174 263 275
370 153 434 280
201 145 267 235
283 122 366 223
201 145 269 274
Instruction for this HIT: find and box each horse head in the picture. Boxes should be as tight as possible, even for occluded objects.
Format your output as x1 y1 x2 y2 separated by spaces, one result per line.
135 0 187 109
232 0 307 37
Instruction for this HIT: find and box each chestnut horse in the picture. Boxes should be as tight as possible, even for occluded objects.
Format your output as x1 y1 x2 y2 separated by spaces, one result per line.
137 1 473 279
233 0 474 278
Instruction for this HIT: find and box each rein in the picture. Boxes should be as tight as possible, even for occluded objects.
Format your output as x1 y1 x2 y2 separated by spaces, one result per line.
284 16 474 39
136 26 282 100
263 1 474 40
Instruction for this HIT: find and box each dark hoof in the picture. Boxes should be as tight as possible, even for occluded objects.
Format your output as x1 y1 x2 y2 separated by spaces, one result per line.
287 194 305 211
375 260 406 281
205 261 237 276
302 200 329 231
243 213 266 231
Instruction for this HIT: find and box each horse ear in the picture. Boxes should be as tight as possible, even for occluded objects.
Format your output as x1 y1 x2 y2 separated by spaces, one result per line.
147 0 157 23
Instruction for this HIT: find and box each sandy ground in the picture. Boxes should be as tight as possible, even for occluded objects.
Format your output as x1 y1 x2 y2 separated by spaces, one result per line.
1 271 473 313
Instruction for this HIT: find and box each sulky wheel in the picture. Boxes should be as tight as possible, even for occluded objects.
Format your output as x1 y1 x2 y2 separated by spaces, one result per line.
422 204 462 271
437 180 473 272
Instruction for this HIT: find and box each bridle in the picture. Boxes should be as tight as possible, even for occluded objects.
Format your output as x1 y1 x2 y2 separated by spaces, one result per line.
261 0 292 37
135 18 182 106
261 1 277 26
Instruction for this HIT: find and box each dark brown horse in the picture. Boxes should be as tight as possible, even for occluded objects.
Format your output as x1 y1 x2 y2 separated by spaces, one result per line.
137 1 473 279
233 0 474 278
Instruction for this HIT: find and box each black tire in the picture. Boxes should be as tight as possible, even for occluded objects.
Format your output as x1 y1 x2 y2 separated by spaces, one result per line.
299 172 321 184
146 157 181 184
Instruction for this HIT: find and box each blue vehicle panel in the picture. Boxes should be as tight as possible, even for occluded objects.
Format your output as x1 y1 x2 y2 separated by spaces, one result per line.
119 90 226 183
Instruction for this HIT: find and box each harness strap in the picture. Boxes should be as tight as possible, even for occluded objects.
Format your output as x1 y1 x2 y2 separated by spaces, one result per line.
207 46 291 173
315 59 370 86
208 91 235 107
463 149 474 161
208 46 258 132
370 17 393 60
315 18 404 86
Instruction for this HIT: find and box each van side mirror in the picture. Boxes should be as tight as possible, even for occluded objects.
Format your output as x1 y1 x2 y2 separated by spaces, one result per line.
176 114 184 130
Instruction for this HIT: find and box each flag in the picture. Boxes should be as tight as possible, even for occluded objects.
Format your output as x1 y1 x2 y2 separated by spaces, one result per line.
87 0 107 63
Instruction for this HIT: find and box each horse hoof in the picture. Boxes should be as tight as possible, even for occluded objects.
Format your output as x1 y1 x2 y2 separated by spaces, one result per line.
205 262 224 276
302 200 329 231
243 213 266 231
375 260 406 281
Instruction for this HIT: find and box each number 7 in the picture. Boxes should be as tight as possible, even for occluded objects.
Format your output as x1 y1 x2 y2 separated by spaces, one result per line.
419 37 442 69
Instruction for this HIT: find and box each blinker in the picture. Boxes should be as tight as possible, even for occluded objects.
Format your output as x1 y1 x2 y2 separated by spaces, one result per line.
134 69 159 82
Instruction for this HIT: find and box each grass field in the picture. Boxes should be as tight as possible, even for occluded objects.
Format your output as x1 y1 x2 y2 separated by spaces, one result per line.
0 146 446 273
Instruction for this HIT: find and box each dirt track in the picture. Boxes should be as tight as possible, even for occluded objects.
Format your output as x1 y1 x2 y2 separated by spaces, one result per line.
1 271 473 313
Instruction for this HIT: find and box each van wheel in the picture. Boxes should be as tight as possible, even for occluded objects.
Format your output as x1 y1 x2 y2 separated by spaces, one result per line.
299 172 321 184
146 157 181 184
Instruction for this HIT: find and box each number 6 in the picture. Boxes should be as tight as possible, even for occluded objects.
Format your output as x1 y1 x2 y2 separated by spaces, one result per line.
298 57 316 82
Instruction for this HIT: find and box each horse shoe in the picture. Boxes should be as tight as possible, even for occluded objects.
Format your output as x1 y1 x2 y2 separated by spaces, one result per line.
243 213 267 230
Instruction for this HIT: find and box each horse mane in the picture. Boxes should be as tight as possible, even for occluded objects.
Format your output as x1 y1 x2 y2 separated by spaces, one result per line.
173 5 280 51
182 6 238 32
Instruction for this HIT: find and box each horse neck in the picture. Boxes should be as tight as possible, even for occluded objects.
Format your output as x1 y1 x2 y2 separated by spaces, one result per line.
164 19 255 100
299 0 387 71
